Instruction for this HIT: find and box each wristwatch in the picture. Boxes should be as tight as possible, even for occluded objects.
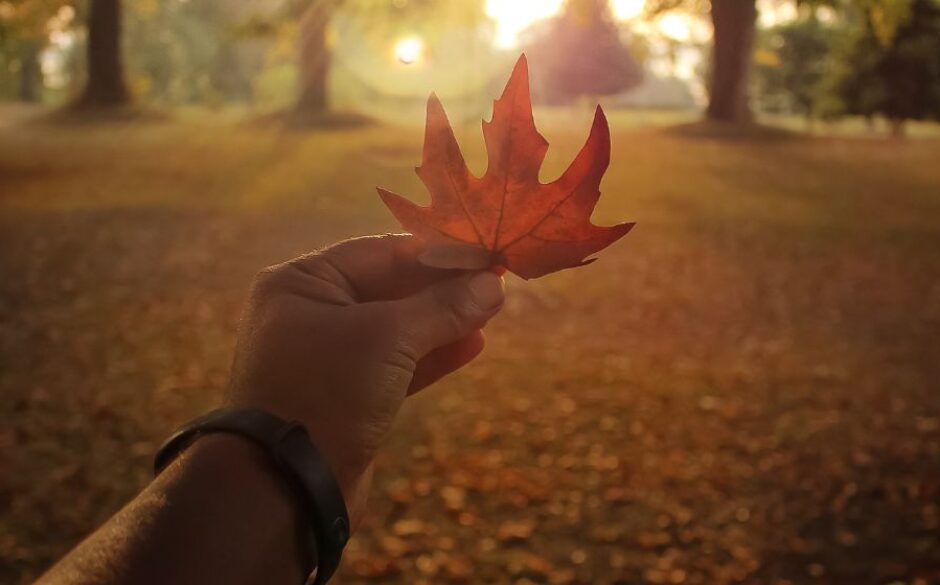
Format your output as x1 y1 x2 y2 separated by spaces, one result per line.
154 408 350 585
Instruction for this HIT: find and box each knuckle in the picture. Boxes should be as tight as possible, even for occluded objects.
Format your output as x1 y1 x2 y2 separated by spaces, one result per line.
251 264 290 298
289 253 331 280
288 254 356 303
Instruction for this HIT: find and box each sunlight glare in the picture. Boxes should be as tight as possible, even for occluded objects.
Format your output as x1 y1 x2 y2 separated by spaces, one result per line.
485 0 564 48
757 0 799 27
657 13 692 42
611 0 645 21
394 36 424 65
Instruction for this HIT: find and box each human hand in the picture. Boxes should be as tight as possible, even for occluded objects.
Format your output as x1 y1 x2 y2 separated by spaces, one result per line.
227 234 504 529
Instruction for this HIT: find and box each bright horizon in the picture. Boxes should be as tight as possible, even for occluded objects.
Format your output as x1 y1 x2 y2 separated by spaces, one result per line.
485 0 703 48
484 0 799 48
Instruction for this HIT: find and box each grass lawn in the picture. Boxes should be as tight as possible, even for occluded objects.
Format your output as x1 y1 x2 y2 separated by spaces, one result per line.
1 105 939 584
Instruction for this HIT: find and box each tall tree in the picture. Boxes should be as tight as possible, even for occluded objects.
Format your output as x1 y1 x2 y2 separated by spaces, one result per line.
525 0 643 104
650 0 837 124
647 0 759 122
288 0 482 123
295 0 335 118
77 0 129 107
18 38 42 101
706 0 757 122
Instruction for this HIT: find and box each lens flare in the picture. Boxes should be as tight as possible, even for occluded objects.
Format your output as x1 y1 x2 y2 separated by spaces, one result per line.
394 36 424 65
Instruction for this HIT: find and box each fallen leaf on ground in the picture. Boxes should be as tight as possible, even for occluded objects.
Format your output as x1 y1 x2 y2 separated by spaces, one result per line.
392 518 427 537
497 519 538 542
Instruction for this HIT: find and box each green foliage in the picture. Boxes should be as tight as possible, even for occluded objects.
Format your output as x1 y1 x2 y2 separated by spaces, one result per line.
0 0 70 39
753 16 832 117
0 0 73 101
123 0 262 105
253 63 297 110
874 0 940 122
821 0 940 127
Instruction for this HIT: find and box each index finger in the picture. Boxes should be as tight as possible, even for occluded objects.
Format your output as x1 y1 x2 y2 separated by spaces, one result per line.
289 233 461 302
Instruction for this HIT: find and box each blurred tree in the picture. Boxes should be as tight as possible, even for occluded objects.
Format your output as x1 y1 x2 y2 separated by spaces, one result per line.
648 0 837 124
238 0 366 123
815 12 883 127
295 0 334 118
1 0 300 109
0 0 132 109
753 15 832 124
0 0 67 102
867 0 940 135
0 1 132 108
285 0 485 124
647 0 755 122
124 0 261 105
821 0 940 136
77 0 128 107
707 0 758 122
524 0 643 104
17 38 41 100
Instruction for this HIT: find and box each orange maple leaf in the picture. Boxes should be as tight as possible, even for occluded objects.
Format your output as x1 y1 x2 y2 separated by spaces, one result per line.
378 54 634 280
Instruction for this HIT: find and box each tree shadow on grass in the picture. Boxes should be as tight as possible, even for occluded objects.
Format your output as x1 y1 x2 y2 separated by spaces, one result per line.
31 103 170 127
251 108 375 132
665 119 804 142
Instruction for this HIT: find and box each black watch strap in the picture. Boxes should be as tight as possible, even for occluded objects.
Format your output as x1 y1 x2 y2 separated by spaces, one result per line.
154 408 350 585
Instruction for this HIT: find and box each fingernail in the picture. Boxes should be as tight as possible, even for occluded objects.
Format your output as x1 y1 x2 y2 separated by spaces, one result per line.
467 271 504 310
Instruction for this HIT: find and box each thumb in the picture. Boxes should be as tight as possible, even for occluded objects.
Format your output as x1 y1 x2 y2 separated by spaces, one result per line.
393 271 504 358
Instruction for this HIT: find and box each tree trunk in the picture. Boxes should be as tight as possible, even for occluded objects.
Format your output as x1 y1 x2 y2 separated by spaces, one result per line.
19 41 42 103
294 2 331 118
706 0 757 123
79 0 129 107
889 118 906 138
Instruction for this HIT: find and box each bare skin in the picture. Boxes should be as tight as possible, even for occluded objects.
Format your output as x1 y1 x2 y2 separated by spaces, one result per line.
38 234 505 585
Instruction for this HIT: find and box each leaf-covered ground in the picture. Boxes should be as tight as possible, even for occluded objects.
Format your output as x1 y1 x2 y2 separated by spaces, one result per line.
1 108 939 584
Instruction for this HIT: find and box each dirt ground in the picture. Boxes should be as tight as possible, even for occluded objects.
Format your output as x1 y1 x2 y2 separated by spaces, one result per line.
1 109 939 584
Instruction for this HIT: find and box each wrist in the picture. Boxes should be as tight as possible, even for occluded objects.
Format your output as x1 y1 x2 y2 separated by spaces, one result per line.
158 433 308 584
155 408 351 584
230 403 370 529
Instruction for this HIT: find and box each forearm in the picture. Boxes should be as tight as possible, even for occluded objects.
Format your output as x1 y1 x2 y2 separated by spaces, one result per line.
37 236 503 584
38 434 307 585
